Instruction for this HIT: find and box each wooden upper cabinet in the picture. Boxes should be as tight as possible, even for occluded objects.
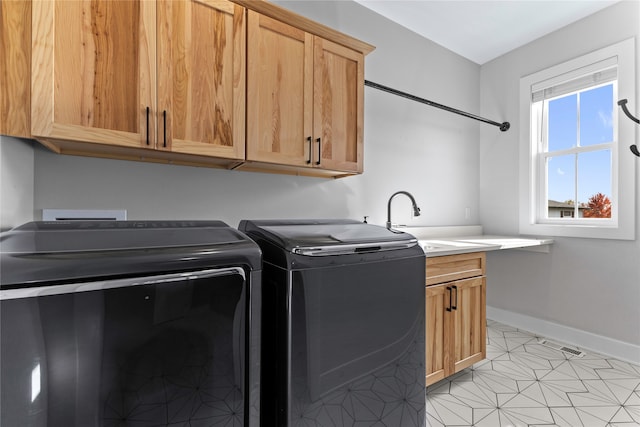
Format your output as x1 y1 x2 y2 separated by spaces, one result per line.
313 37 363 173
246 11 313 166
245 9 366 176
31 0 155 148
1 0 31 138
20 0 373 174
30 0 244 164
157 0 245 159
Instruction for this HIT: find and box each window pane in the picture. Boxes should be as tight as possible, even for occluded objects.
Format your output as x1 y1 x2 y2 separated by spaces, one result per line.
548 94 577 151
546 154 575 218
580 84 614 146
578 150 612 218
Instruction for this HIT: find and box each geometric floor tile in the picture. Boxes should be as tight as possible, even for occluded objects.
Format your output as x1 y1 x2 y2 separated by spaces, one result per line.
426 319 640 427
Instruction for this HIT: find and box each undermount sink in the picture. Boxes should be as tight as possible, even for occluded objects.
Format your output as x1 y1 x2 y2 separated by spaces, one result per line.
419 239 498 256
421 243 459 254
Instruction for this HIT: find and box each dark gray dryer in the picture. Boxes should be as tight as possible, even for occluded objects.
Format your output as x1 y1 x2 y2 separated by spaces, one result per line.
238 219 426 427
0 220 261 427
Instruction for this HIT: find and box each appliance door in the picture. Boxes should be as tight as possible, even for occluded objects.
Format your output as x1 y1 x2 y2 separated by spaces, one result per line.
1 267 249 427
288 255 425 427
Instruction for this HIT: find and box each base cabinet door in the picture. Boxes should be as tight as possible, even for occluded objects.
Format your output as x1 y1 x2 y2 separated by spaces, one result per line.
452 276 486 374
425 283 448 385
425 276 486 387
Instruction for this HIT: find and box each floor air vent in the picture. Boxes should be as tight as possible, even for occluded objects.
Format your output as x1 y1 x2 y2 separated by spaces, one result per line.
537 339 586 357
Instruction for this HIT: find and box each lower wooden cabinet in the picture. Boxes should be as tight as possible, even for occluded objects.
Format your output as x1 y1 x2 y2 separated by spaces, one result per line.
425 252 486 386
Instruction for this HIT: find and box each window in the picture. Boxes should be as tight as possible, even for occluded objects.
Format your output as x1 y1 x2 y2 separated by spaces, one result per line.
537 79 615 222
519 38 636 240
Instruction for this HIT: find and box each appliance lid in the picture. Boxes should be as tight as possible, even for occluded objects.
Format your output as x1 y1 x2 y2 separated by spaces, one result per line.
238 219 417 255
0 221 262 288
1 220 249 254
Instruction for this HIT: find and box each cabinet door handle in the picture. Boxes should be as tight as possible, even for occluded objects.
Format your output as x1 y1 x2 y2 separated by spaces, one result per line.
315 137 321 165
146 107 150 145
451 285 458 310
446 286 452 312
306 137 312 164
163 110 167 148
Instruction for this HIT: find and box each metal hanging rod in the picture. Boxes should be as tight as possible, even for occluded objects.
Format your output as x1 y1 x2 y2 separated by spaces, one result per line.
618 99 640 157
364 80 510 132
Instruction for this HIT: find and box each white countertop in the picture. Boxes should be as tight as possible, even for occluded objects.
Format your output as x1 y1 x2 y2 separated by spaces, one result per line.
418 235 554 257
393 226 554 257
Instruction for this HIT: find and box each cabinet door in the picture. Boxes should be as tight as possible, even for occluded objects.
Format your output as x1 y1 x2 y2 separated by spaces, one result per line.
157 0 245 159
452 277 486 373
425 283 449 386
1 0 31 137
313 37 364 173
246 11 313 166
31 0 155 147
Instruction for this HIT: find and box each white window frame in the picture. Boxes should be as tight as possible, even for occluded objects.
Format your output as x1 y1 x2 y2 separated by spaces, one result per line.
519 38 636 240
533 77 617 226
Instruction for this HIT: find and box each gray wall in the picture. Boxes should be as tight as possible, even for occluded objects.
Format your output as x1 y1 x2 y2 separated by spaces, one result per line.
479 0 640 358
2 0 481 231
0 136 34 230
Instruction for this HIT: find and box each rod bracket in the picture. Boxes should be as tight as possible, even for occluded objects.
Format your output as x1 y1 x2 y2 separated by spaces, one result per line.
618 99 640 124
618 99 640 157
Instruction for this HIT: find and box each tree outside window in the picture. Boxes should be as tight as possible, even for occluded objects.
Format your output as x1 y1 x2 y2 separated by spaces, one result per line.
583 192 611 218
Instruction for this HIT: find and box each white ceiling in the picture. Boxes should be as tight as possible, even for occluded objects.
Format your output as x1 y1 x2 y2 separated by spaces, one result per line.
353 0 620 64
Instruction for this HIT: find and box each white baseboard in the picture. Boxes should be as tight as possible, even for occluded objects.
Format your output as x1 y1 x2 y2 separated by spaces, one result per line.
487 306 640 365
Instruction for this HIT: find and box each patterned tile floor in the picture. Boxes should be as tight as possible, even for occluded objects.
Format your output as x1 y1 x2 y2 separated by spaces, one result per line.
426 319 640 427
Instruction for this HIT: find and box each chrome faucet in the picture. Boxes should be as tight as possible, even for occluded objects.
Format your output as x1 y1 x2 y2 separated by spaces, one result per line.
386 191 421 229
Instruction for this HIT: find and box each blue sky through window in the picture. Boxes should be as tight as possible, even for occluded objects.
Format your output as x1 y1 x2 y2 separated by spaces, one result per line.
546 84 613 205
